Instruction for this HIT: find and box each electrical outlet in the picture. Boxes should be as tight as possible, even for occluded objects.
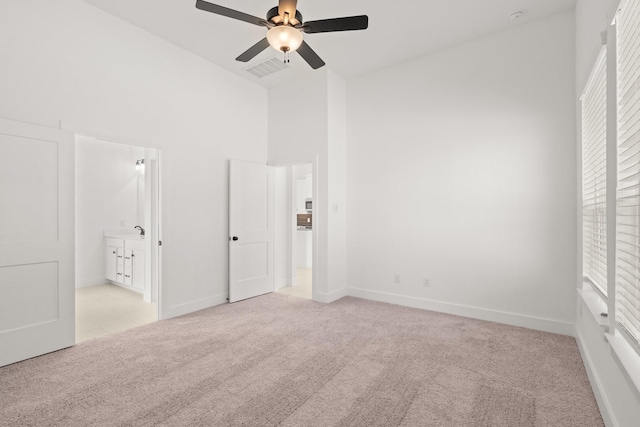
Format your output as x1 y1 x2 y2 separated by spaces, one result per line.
393 274 401 284
423 277 430 287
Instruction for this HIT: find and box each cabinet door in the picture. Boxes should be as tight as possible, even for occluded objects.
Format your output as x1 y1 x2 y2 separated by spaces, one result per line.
105 246 118 281
116 248 125 283
123 249 133 286
132 249 145 292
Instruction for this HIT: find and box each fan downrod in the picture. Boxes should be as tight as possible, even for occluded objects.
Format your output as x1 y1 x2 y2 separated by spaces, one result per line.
266 6 303 26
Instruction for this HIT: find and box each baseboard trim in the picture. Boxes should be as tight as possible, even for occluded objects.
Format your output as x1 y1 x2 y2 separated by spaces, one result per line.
161 293 228 320
347 287 575 336
75 276 106 289
314 287 347 304
575 328 618 427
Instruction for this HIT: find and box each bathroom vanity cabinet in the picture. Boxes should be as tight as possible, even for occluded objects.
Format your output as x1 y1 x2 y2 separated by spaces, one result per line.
106 237 145 293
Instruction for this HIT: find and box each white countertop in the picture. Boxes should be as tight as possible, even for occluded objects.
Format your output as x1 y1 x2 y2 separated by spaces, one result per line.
104 230 144 240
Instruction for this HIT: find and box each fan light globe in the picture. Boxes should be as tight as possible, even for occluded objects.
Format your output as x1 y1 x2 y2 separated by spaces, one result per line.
266 25 303 52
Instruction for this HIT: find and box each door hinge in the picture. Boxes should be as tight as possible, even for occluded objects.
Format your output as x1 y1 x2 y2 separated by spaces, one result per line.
158 240 162 246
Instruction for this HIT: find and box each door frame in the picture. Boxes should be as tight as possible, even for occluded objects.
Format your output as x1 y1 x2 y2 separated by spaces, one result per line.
62 122 164 320
270 156 318 301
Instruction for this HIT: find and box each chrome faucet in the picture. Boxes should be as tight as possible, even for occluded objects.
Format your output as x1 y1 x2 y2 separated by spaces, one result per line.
134 225 145 236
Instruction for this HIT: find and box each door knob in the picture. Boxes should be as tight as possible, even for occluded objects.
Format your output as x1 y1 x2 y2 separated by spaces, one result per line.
232 236 239 241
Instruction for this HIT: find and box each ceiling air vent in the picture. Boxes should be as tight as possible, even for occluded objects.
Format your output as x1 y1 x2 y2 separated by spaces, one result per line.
245 57 289 78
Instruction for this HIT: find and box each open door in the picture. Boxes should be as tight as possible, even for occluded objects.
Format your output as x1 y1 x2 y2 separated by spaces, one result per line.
0 118 74 367
229 159 275 302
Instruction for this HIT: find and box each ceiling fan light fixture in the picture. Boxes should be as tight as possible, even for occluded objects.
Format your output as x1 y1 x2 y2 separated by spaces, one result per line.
266 25 303 52
196 0 367 69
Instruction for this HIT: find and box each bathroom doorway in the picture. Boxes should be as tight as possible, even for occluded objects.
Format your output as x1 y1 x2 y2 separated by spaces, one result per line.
275 162 313 300
74 135 161 342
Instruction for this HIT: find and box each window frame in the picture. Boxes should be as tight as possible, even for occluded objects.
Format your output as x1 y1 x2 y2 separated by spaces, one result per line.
582 45 609 297
615 0 640 353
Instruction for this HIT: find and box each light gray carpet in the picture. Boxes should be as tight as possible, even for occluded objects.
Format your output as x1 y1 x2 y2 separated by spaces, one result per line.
0 294 603 426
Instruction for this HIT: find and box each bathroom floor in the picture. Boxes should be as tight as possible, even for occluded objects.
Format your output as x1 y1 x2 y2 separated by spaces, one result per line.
75 284 157 343
276 268 312 299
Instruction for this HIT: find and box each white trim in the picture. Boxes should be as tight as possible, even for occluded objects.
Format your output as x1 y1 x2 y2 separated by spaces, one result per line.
606 333 640 402
161 293 227 320
268 156 315 168
608 0 622 24
575 328 619 427
614 0 640 353
581 44 609 297
347 287 575 336
59 120 160 149
269 156 319 306
314 287 347 304
578 284 610 334
0 115 59 130
605 19 617 323
66 124 164 323
581 46 607 99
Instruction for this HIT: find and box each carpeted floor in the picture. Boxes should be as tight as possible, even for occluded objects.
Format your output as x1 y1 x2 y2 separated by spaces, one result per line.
0 294 603 426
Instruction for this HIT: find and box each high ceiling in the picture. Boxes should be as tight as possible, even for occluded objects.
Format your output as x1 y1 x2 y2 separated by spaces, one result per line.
84 0 576 88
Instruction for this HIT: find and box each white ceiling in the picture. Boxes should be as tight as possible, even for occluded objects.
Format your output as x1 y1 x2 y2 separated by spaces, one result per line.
84 0 576 88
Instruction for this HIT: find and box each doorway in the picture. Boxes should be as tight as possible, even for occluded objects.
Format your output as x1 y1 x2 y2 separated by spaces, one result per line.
275 163 313 300
74 135 161 342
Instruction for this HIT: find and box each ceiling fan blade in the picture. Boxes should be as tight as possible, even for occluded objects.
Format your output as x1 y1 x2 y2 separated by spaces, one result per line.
302 15 368 34
236 38 270 62
278 0 298 21
297 41 325 69
196 0 268 27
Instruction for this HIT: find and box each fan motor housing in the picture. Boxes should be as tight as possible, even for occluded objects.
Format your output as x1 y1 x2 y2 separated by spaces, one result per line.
267 6 303 26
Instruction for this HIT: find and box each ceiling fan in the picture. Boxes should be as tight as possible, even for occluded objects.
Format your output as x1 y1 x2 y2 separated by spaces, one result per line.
195 0 368 69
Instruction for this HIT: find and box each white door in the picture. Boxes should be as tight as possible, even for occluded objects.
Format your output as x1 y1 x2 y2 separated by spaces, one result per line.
0 118 74 367
229 160 275 302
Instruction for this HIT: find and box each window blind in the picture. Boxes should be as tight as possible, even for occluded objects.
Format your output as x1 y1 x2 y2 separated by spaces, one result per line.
616 0 640 348
582 47 608 295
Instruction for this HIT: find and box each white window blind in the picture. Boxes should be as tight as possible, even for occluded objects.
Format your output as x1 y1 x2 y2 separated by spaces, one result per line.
582 47 608 295
616 0 640 348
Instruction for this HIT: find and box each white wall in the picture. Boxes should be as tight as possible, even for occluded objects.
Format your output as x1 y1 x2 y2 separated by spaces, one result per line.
294 164 312 212
346 11 577 334
268 71 328 165
326 72 348 297
75 137 145 288
574 1 640 426
0 0 267 318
